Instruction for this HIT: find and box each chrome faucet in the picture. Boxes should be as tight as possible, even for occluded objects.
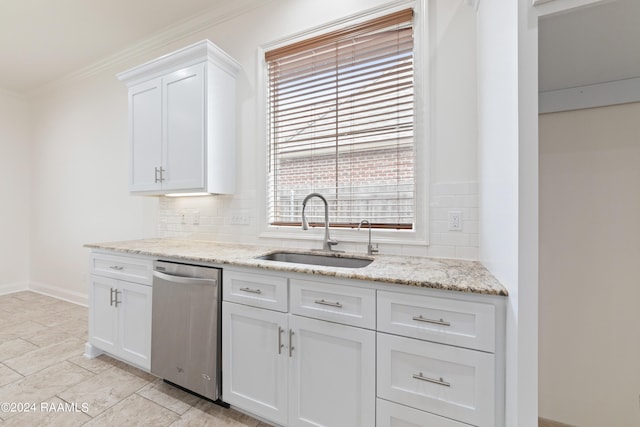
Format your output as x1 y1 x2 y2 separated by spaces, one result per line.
358 220 379 255
301 193 339 251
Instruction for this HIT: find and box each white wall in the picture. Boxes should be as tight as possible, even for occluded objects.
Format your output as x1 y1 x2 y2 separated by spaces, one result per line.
28 70 158 303
26 0 482 303
539 102 640 427
0 91 30 294
477 0 539 426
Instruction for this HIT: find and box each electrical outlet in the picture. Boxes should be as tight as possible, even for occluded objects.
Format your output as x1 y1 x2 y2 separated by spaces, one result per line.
179 209 200 225
230 210 250 225
448 211 462 231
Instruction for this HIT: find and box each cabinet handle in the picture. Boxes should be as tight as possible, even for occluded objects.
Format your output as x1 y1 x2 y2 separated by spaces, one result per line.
289 329 294 357
239 287 262 294
109 265 124 271
314 299 342 308
113 289 121 308
154 167 165 183
412 315 451 327
109 288 115 306
412 372 450 387
278 326 284 355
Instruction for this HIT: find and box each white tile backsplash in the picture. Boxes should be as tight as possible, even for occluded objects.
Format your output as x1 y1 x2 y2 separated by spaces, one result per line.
157 181 480 260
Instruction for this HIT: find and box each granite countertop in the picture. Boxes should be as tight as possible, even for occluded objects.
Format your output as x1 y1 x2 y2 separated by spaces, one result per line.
85 238 508 296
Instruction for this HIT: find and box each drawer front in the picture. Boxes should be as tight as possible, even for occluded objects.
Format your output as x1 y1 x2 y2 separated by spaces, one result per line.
376 398 468 427
290 278 376 329
91 253 153 285
377 333 495 427
223 270 288 312
377 290 495 352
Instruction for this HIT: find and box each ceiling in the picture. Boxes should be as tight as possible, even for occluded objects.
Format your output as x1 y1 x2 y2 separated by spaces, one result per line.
0 0 637 95
539 0 640 92
0 0 262 94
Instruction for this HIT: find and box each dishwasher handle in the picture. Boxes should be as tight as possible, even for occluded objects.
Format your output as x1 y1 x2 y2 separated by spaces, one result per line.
153 270 218 286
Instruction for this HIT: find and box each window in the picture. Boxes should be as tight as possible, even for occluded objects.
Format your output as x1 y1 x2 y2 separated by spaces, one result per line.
266 9 415 230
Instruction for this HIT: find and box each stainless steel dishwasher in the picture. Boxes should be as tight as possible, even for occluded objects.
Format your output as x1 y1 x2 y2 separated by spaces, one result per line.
151 260 222 401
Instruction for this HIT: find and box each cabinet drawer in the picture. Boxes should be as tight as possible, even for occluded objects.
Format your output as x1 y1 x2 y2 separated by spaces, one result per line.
377 333 495 427
377 290 495 352
290 279 376 329
91 253 153 285
223 270 288 312
377 398 468 427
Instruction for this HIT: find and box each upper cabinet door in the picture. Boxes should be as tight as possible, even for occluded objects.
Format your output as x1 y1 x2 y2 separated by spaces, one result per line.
129 79 162 192
162 64 206 192
118 40 241 195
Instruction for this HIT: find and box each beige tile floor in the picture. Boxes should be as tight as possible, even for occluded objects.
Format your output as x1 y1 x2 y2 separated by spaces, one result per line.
0 291 271 426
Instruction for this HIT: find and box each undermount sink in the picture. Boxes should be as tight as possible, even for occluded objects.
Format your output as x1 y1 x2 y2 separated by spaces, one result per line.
257 251 373 268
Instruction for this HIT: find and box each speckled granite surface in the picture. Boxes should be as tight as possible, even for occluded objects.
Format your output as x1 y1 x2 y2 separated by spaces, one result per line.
85 238 508 296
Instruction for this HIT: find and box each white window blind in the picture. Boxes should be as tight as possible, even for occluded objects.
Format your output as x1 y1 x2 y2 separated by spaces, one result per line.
266 9 415 229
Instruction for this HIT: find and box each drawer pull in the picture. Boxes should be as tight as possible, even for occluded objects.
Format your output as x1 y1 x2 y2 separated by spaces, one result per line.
412 315 451 327
314 299 343 308
239 287 262 294
412 372 451 387
109 265 124 271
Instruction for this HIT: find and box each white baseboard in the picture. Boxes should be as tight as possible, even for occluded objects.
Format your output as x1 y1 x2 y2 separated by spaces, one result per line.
539 417 576 427
0 281 29 296
28 281 88 307
84 342 104 359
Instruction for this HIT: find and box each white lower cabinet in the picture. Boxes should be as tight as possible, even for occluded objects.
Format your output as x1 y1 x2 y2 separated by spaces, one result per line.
222 301 288 425
222 269 504 427
288 315 375 427
222 270 376 427
89 275 152 369
222 301 375 427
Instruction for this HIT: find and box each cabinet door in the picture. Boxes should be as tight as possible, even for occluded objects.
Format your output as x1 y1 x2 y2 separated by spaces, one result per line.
129 78 162 192
289 315 375 427
118 281 152 370
88 275 119 355
222 302 288 425
162 64 206 192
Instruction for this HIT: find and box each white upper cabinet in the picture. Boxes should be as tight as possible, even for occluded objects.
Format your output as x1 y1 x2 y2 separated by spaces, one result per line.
118 40 241 195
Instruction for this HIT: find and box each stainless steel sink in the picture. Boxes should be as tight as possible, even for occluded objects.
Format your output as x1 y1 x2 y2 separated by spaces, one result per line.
257 251 373 268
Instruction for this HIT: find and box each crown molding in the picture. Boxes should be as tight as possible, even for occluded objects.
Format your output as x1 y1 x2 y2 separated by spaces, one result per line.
117 39 241 87
27 0 270 97
539 76 640 113
534 0 612 17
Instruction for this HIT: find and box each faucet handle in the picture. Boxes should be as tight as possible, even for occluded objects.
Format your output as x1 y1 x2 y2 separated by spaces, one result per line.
368 243 379 255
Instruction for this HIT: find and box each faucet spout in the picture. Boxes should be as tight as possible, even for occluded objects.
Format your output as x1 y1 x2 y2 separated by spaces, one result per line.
358 219 379 255
301 193 339 251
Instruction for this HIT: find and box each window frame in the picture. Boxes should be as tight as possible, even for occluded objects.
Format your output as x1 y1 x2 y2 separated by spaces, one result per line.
257 0 429 247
